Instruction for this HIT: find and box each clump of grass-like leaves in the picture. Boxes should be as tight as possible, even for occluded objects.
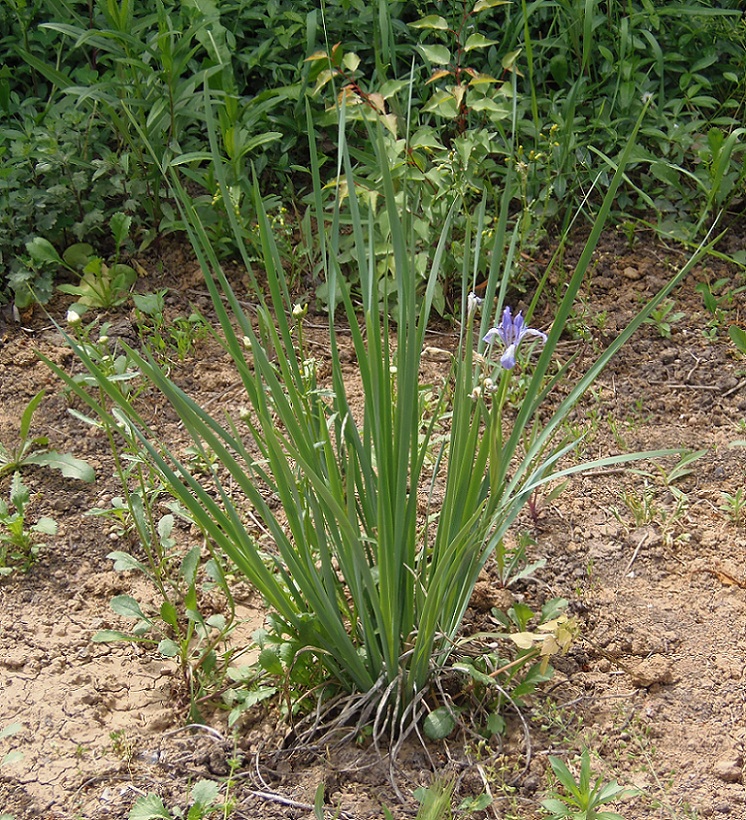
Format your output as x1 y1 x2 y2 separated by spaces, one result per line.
46 92 710 744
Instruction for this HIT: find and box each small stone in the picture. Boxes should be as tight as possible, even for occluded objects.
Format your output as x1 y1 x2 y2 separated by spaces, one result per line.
522 775 540 793
137 749 161 766
470 581 514 613
719 375 740 391
77 686 101 706
145 709 175 732
629 654 676 688
712 756 743 784
0 652 26 670
623 266 642 280
47 657 66 674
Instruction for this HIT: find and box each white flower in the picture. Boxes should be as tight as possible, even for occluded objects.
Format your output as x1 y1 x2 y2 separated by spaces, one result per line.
66 309 81 325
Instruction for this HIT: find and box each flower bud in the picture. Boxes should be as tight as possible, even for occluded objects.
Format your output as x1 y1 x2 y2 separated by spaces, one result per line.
467 292 483 318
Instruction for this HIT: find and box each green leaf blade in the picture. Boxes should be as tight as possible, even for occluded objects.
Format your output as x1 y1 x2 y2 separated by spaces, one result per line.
23 452 95 482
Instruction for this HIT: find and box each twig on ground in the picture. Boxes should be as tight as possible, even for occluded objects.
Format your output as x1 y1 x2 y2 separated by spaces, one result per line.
241 790 361 820
647 381 721 390
723 378 746 398
625 530 650 574
160 723 226 742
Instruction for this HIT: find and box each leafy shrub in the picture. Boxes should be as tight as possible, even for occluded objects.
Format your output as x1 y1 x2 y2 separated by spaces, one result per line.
2 0 743 311
0 98 141 307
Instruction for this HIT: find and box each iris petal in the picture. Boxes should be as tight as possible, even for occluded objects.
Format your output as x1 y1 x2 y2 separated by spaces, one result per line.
512 311 525 340
500 344 517 370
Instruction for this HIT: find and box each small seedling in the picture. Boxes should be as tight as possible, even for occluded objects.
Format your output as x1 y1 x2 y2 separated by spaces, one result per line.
184 444 220 476
62 315 144 407
412 778 456 820
220 663 276 728
494 530 548 587
446 599 577 742
0 390 94 481
643 298 685 338
1 722 23 768
133 291 211 363
619 220 638 249
128 779 223 820
615 482 659 527
0 472 57 575
633 449 706 502
542 748 639 819
109 729 135 763
695 278 746 339
651 449 705 487
606 413 630 451
74 743 90 760
611 479 689 548
720 488 746 527
93 508 237 718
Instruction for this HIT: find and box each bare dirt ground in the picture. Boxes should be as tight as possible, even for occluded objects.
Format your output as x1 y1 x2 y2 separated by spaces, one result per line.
1 224 745 820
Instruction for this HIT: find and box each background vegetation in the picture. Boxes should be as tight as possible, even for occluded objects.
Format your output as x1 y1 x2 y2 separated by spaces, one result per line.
1 0 744 311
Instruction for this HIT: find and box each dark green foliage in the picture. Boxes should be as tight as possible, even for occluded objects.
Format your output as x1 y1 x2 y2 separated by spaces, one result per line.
406 0 745 227
0 98 141 307
0 0 744 307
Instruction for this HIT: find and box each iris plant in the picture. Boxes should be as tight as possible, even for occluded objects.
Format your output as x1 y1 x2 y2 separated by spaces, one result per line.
50 93 704 738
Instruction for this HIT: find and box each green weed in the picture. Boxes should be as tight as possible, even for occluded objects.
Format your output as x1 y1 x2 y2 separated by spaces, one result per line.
720 488 746 526
0 390 93 482
542 749 639 820
0 472 57 575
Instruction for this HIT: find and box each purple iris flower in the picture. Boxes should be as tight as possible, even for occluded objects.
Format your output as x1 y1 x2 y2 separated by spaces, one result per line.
483 306 547 370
